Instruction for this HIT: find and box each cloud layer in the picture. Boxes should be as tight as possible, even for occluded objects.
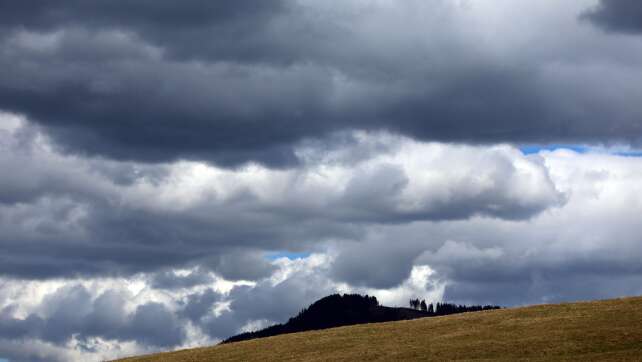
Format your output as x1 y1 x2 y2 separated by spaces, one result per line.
1 1 642 166
0 115 564 280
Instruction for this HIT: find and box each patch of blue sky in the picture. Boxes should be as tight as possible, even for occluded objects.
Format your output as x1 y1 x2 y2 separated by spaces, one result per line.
612 150 642 157
520 144 642 157
265 251 311 261
519 144 590 155
0 358 9 362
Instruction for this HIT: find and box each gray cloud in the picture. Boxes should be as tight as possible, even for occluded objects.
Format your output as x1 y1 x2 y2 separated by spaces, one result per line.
425 244 642 306
123 303 185 348
0 1 641 166
179 289 221 323
206 251 277 282
199 265 336 339
149 269 215 290
582 0 642 34
0 340 66 362
0 0 289 62
330 238 421 289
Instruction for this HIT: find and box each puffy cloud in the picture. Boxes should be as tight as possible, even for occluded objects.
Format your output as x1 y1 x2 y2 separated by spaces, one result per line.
0 118 562 280
0 285 185 348
0 256 436 361
149 269 215 290
0 279 186 361
409 149 642 305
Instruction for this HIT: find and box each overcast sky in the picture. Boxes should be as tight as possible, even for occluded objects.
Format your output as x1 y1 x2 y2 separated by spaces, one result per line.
1 0 642 361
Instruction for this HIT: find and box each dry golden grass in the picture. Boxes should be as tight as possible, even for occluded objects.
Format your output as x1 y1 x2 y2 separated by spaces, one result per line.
117 296 642 362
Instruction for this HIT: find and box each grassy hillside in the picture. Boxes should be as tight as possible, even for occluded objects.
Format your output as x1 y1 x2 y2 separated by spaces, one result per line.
117 296 642 362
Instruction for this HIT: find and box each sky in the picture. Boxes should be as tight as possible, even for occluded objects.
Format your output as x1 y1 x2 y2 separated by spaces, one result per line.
1 0 642 361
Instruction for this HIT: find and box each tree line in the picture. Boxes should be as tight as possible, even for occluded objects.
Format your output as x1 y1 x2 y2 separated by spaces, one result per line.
409 298 500 316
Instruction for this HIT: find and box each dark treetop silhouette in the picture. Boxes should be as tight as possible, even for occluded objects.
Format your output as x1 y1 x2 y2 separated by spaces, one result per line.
222 294 500 344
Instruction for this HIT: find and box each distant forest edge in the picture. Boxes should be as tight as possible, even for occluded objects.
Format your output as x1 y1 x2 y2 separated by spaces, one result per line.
222 294 500 344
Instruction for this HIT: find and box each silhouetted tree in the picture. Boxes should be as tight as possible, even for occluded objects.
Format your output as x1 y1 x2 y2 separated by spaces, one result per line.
420 300 427 312
409 298 420 310
427 303 434 314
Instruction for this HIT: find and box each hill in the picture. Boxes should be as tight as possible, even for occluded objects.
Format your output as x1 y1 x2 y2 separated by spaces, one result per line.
223 294 498 343
117 296 642 361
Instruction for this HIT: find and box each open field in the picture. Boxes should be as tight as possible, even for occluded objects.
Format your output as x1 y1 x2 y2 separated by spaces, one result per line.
117 296 642 362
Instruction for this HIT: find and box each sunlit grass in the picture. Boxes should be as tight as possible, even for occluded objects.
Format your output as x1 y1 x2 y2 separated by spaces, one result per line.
117 296 642 361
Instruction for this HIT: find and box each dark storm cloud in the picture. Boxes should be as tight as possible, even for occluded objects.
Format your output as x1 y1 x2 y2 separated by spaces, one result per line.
0 0 316 167
0 39 326 167
0 0 289 62
582 0 642 34
1 1 642 166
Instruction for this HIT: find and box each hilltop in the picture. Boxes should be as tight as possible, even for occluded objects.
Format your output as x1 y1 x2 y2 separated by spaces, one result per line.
223 294 498 343
117 296 642 362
